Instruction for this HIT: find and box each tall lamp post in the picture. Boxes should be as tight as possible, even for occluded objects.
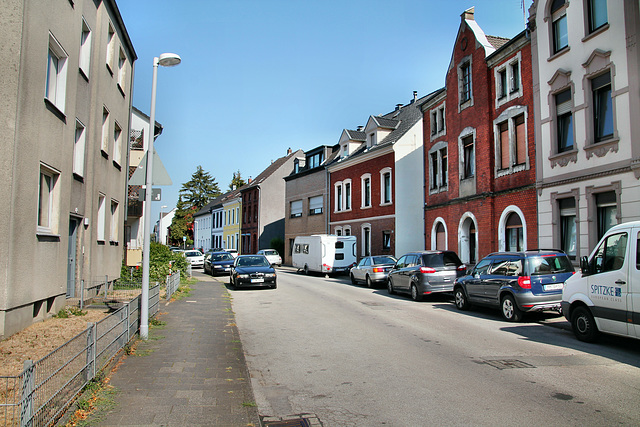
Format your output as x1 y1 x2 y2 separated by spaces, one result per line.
141 53 181 340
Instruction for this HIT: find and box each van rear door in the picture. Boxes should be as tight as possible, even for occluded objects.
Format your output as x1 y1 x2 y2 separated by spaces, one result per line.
586 231 630 336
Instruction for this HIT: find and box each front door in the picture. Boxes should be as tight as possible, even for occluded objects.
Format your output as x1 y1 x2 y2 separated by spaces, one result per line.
67 218 78 298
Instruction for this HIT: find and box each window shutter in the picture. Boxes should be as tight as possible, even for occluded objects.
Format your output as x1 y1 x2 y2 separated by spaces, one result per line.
515 115 526 165
309 196 323 210
499 122 509 168
291 200 302 217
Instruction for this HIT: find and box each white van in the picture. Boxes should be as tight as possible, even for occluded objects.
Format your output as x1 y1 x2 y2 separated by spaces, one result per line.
562 221 640 342
292 235 357 275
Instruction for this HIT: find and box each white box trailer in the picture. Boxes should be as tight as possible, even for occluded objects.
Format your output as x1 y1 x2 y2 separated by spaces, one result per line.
292 235 357 275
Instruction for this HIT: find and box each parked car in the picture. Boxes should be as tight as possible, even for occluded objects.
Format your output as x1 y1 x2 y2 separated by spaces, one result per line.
204 251 235 275
387 251 465 301
226 249 239 258
182 250 204 268
257 249 282 266
453 250 575 322
229 255 277 289
562 221 640 342
350 256 397 288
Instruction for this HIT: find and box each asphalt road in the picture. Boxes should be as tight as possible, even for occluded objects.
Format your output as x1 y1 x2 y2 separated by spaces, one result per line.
223 269 640 426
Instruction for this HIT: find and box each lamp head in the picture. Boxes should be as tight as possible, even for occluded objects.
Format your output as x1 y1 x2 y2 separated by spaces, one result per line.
158 53 181 67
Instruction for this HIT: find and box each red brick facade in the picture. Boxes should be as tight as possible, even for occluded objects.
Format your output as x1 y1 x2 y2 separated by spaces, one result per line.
422 13 538 265
241 187 259 254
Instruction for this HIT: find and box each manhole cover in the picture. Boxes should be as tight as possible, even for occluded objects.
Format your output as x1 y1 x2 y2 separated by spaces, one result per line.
261 414 321 427
482 359 536 370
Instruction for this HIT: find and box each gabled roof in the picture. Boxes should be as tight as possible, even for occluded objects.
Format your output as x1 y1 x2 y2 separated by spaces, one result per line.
486 35 511 50
344 129 366 141
242 149 303 190
193 193 226 217
371 116 400 130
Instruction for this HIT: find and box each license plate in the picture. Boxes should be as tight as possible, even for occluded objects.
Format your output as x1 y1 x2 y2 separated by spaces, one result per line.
544 283 563 291
251 278 264 283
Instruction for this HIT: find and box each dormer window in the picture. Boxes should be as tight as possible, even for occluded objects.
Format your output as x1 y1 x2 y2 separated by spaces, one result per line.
342 145 348 157
369 133 376 147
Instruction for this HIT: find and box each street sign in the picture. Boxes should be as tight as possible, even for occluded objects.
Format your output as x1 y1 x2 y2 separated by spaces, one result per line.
129 149 173 186
137 188 162 201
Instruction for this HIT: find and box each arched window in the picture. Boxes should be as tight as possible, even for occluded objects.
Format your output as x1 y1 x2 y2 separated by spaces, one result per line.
505 212 524 252
435 222 446 250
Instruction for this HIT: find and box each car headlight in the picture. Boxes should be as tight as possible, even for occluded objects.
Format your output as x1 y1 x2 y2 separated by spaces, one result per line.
264 273 276 278
238 274 250 279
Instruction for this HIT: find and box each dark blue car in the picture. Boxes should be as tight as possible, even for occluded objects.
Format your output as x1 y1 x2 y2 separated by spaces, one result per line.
204 251 235 276
229 255 277 289
453 250 575 321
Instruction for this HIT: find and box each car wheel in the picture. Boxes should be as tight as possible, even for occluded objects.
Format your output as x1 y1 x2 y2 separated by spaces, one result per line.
501 294 523 322
571 306 599 342
366 275 373 288
271 282 277 289
454 287 470 310
304 265 309 275
350 273 357 285
410 284 422 302
387 278 395 295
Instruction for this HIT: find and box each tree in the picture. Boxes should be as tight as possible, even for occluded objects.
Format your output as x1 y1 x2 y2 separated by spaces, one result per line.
229 170 246 191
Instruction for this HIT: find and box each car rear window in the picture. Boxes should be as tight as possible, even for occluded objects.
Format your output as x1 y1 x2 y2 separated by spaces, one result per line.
373 256 396 264
527 255 575 276
421 252 462 267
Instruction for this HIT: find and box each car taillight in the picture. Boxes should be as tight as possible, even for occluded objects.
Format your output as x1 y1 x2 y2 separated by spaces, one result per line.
420 266 436 274
372 267 384 273
457 265 466 271
518 276 531 289
322 264 331 272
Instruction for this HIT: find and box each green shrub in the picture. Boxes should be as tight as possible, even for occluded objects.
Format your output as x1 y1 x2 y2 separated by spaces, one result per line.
121 242 189 282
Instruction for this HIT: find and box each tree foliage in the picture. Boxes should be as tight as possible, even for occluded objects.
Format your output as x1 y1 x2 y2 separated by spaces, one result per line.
229 170 246 191
121 242 189 282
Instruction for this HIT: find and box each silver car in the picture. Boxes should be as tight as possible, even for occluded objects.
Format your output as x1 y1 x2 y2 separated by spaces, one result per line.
350 256 397 288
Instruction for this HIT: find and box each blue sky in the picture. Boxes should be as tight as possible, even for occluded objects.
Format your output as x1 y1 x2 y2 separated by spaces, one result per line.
117 0 531 219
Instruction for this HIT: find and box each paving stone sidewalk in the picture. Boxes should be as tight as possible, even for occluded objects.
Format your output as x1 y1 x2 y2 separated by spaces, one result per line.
96 275 261 426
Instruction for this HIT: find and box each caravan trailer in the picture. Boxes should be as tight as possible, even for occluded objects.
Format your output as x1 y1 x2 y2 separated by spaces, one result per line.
292 235 357 275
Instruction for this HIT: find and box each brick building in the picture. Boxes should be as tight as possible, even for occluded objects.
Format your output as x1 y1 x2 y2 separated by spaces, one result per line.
420 7 537 266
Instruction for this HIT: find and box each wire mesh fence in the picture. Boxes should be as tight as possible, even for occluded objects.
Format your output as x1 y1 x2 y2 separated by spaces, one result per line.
0 273 178 426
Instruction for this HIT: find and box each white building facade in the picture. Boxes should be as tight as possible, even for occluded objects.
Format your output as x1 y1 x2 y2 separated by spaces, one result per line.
530 0 640 261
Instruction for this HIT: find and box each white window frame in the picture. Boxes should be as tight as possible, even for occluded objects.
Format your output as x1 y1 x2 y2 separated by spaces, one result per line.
106 23 115 72
113 121 122 166
334 181 343 212
380 168 392 206
45 33 68 113
110 199 119 242
457 56 473 111
498 206 527 252
117 47 126 93
459 130 476 181
344 179 352 211
97 193 106 242
79 18 92 79
290 200 303 218
494 52 523 108
494 106 529 177
74 119 86 177
428 141 448 193
361 223 372 257
429 101 446 140
101 106 109 154
361 173 372 208
37 164 60 235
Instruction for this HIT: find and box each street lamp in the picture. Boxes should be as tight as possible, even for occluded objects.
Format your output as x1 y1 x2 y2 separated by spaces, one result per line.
141 53 181 340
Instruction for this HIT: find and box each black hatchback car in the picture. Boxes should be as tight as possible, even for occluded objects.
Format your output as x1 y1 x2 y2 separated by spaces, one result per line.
387 251 466 301
453 250 575 321
229 255 277 289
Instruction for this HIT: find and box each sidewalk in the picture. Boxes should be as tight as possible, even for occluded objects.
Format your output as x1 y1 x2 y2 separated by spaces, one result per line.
96 274 261 426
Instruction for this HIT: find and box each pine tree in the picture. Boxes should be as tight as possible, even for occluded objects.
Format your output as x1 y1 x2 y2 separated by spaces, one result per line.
229 170 246 191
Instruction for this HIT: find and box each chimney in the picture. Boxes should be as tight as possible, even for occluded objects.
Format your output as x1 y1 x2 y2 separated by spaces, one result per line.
462 6 474 21
248 177 252 184
357 126 364 131
413 91 418 102
287 147 292 155
396 104 403 111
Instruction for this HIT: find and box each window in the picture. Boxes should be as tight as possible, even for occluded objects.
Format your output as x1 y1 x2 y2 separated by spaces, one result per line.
514 114 526 165
551 0 569 54
79 19 92 78
430 152 439 189
592 72 613 142
498 69 507 99
307 152 324 168
510 62 520 93
430 103 446 138
495 111 527 174
309 195 323 215
462 136 475 179
290 200 302 218
435 222 446 250
45 33 68 112
345 181 351 210
431 111 438 135
344 226 351 236
106 23 115 71
113 122 122 166
588 0 608 34
555 89 573 152
117 48 126 92
38 165 59 233
590 232 627 274
495 54 522 107
382 231 391 250
498 121 509 169
505 213 524 252
381 169 392 205
596 191 617 240
559 198 577 258
361 174 371 208
429 144 448 191
74 120 86 177
110 200 119 242
460 61 471 104
362 225 371 257
97 193 106 241
336 184 342 211
101 107 109 154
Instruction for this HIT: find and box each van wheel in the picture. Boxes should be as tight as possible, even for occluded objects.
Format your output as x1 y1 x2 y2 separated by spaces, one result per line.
571 306 599 342
366 276 373 288
304 265 309 275
410 284 422 302
350 273 357 285
454 287 470 310
501 295 523 322
387 279 395 295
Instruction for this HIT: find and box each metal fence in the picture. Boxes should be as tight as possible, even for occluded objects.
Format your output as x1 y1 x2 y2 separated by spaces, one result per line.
0 280 164 426
165 271 180 301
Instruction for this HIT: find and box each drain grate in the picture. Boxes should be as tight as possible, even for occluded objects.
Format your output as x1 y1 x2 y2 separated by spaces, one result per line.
261 414 322 427
482 359 536 370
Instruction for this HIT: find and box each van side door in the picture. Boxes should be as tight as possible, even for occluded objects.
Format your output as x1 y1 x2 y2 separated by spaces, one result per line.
586 231 630 336
631 229 640 338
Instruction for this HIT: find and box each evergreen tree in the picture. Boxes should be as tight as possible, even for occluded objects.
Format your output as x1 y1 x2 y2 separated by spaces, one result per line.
229 170 246 190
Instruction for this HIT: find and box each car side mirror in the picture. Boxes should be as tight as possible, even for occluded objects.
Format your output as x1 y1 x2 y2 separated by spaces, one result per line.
580 256 590 275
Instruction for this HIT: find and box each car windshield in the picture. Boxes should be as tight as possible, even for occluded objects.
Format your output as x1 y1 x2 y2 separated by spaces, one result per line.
185 251 201 257
372 256 396 265
212 253 233 262
262 250 278 256
528 255 575 275
422 252 461 267
237 256 270 267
